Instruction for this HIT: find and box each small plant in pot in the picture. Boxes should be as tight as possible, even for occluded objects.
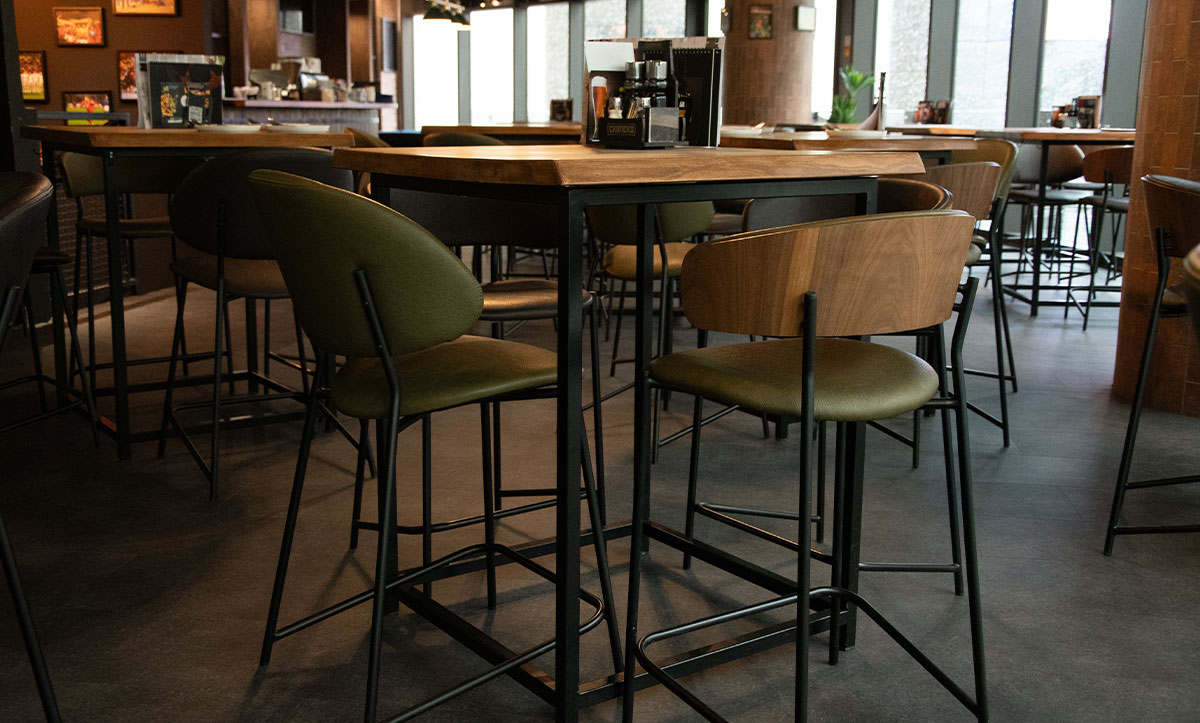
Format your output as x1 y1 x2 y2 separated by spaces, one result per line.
828 66 875 128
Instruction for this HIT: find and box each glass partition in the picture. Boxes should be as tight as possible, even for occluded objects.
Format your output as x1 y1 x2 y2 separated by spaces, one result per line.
874 0 931 126
643 0 686 38
585 0 626 39
527 2 570 122
952 0 1013 127
1038 0 1111 120
470 8 515 124
413 17 461 128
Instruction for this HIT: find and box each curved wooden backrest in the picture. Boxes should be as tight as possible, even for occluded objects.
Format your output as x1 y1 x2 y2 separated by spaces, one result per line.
347 127 391 148
1013 143 1084 186
1082 146 1134 185
587 201 715 245
679 210 976 338
741 178 947 233
950 139 1018 200
424 131 506 147
1142 174 1200 259
913 162 1002 220
171 148 353 260
249 170 482 359
877 177 952 213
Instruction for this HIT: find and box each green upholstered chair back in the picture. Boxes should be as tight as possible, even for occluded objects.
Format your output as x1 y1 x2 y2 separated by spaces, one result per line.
249 169 483 359
1082 146 1134 186
913 162 1003 220
1141 174 1200 259
950 139 1018 200
1013 143 1084 186
60 152 201 198
587 202 715 245
170 148 353 260
424 132 506 147
0 172 54 349
678 210 976 339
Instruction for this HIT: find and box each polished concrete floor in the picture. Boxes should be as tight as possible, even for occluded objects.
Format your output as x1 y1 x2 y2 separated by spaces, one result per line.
2 266 1199 722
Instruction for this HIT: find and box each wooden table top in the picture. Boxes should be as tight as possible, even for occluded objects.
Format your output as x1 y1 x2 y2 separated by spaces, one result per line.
333 144 926 187
975 127 1137 143
720 132 977 152
886 124 979 136
421 122 583 137
21 125 354 150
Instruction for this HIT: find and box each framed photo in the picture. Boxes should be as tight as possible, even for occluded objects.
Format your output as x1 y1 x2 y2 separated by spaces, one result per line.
63 91 112 125
19 51 48 103
112 0 179 16
748 4 773 39
54 7 106 47
118 51 176 101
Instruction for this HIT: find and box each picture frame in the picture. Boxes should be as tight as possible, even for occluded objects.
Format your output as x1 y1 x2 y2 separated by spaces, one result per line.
63 91 112 125
118 51 177 101
54 7 106 47
19 51 48 103
112 0 179 16
748 4 773 40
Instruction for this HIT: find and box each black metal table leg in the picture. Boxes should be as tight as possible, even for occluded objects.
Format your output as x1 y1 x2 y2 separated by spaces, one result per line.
100 150 132 459
836 421 866 648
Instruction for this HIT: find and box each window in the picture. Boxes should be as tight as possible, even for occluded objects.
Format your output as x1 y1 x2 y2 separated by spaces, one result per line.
585 0 626 40
527 3 570 121
874 0 930 126
1038 0 1111 120
952 0 1013 127
470 8 515 124
413 17 460 128
809 0 836 122
643 0 686 38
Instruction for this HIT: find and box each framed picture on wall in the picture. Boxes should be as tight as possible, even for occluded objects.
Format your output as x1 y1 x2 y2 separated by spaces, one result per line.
54 7 106 47
112 0 179 16
63 91 112 125
19 51 48 103
748 5 773 39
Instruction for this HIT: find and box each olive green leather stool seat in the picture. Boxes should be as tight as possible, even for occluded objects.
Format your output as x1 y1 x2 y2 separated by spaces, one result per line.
603 241 691 280
332 335 557 419
649 337 939 422
480 278 593 321
965 242 984 266
170 253 290 299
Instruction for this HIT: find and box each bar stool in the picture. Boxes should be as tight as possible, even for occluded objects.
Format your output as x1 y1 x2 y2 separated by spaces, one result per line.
157 148 357 501
0 171 64 723
248 169 621 722
1068 145 1134 329
59 152 199 388
1006 144 1092 283
621 210 988 722
1103 174 1200 554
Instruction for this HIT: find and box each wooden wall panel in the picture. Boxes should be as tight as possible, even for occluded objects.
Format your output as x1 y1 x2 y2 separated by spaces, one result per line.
721 0 816 126
1113 0 1200 413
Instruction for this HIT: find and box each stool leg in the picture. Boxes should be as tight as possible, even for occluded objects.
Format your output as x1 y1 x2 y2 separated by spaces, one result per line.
365 411 401 723
479 405 498 608
1105 241 1168 555
210 282 227 502
259 357 323 667
1 513 62 723
53 265 99 445
580 417 623 674
350 418 370 550
815 421 826 543
989 231 1012 446
682 393 704 570
84 232 97 394
157 278 188 458
935 325 965 596
422 414 434 597
22 289 48 413
610 280 628 376
263 298 272 381
588 301 608 525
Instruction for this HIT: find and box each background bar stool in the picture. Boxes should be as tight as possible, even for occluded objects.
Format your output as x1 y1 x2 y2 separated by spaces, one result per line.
1103 175 1200 554
157 148 358 501
0 171 64 723
1069 145 1134 329
248 170 621 723
59 152 200 389
1006 144 1092 291
621 210 988 722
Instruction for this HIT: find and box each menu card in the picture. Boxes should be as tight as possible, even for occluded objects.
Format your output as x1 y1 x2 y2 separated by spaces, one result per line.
135 53 225 129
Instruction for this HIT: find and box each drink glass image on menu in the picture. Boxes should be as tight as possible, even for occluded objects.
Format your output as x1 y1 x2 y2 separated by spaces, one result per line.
591 77 607 141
